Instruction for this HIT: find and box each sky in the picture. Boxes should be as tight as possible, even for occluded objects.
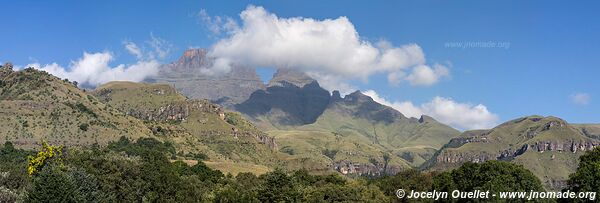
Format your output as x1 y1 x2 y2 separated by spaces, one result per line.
1 1 599 130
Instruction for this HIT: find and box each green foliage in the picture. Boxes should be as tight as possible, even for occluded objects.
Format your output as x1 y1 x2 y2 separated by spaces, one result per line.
258 168 301 202
173 160 224 182
78 123 89 131
107 136 176 157
432 161 547 202
2 139 560 203
27 166 106 203
322 149 338 160
65 102 97 118
184 152 208 161
566 147 600 198
374 169 435 201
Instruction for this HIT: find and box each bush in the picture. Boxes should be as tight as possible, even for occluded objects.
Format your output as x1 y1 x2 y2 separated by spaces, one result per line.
78 123 89 131
566 147 600 198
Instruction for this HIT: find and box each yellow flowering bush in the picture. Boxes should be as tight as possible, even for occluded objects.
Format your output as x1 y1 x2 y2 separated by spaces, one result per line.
27 141 64 176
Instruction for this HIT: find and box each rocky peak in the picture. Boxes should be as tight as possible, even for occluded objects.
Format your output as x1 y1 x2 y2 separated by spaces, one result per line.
150 49 265 106
326 90 406 124
331 90 342 102
418 115 435 123
267 68 316 88
172 48 210 69
343 91 375 103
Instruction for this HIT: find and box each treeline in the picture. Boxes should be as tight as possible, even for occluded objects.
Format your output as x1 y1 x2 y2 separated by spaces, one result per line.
0 138 599 202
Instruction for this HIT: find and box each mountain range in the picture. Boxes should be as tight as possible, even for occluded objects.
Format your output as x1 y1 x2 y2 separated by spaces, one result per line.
2 49 599 189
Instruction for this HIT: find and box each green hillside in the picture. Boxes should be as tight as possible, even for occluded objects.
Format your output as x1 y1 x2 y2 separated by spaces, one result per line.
0 67 152 148
426 115 600 189
265 90 460 176
93 81 282 173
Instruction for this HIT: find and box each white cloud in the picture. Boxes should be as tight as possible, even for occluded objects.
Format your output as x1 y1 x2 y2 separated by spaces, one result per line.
405 64 450 86
570 93 591 106
363 90 499 130
147 33 172 60
123 41 143 59
123 34 173 60
203 5 448 87
26 51 160 87
305 72 356 96
198 9 239 36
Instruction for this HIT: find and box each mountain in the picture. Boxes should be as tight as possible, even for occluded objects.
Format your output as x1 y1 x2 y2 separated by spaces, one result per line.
273 90 460 173
147 49 265 106
425 115 600 189
0 63 280 174
93 81 280 172
235 69 330 128
0 65 152 148
232 68 460 174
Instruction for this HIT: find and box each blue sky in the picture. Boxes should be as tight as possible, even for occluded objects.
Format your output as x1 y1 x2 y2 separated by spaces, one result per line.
1 1 599 128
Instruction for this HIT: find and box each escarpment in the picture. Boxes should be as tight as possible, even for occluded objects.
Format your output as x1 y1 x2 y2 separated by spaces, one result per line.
428 115 600 190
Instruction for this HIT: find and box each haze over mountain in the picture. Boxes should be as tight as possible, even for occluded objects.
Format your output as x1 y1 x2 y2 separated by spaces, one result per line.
147 49 265 106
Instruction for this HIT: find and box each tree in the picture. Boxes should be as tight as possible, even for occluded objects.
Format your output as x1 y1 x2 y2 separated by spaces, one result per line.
27 167 78 203
566 147 600 198
433 161 547 202
374 169 434 203
258 168 300 202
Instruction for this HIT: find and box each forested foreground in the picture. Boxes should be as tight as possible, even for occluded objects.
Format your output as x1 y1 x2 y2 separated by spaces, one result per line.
0 138 599 202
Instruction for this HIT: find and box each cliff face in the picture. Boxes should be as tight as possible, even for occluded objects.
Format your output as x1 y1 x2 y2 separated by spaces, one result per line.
331 160 402 177
428 115 600 190
235 69 331 127
147 49 265 107
436 140 599 164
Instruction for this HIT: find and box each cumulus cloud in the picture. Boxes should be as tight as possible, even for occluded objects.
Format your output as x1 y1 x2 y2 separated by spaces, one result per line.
405 64 450 86
570 93 591 106
26 51 160 87
363 90 499 130
202 5 449 88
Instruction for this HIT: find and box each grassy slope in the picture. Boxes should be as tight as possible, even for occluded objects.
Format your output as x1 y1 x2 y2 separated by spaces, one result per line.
429 115 597 189
93 81 281 173
0 68 152 148
268 105 459 169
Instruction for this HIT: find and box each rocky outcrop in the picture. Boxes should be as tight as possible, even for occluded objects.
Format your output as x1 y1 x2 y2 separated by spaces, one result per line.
125 100 223 122
328 91 406 124
331 160 401 177
435 151 497 164
437 140 599 165
147 49 265 106
235 73 331 126
267 68 315 88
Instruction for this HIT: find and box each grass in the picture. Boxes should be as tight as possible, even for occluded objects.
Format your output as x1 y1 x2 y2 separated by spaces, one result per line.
0 69 152 148
430 115 598 189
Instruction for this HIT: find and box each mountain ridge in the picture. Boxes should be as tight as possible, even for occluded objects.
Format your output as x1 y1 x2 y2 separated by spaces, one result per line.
425 115 600 189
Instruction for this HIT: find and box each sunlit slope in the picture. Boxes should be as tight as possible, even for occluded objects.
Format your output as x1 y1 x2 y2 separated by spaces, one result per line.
427 115 600 189
0 66 152 148
267 90 459 173
93 81 281 169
